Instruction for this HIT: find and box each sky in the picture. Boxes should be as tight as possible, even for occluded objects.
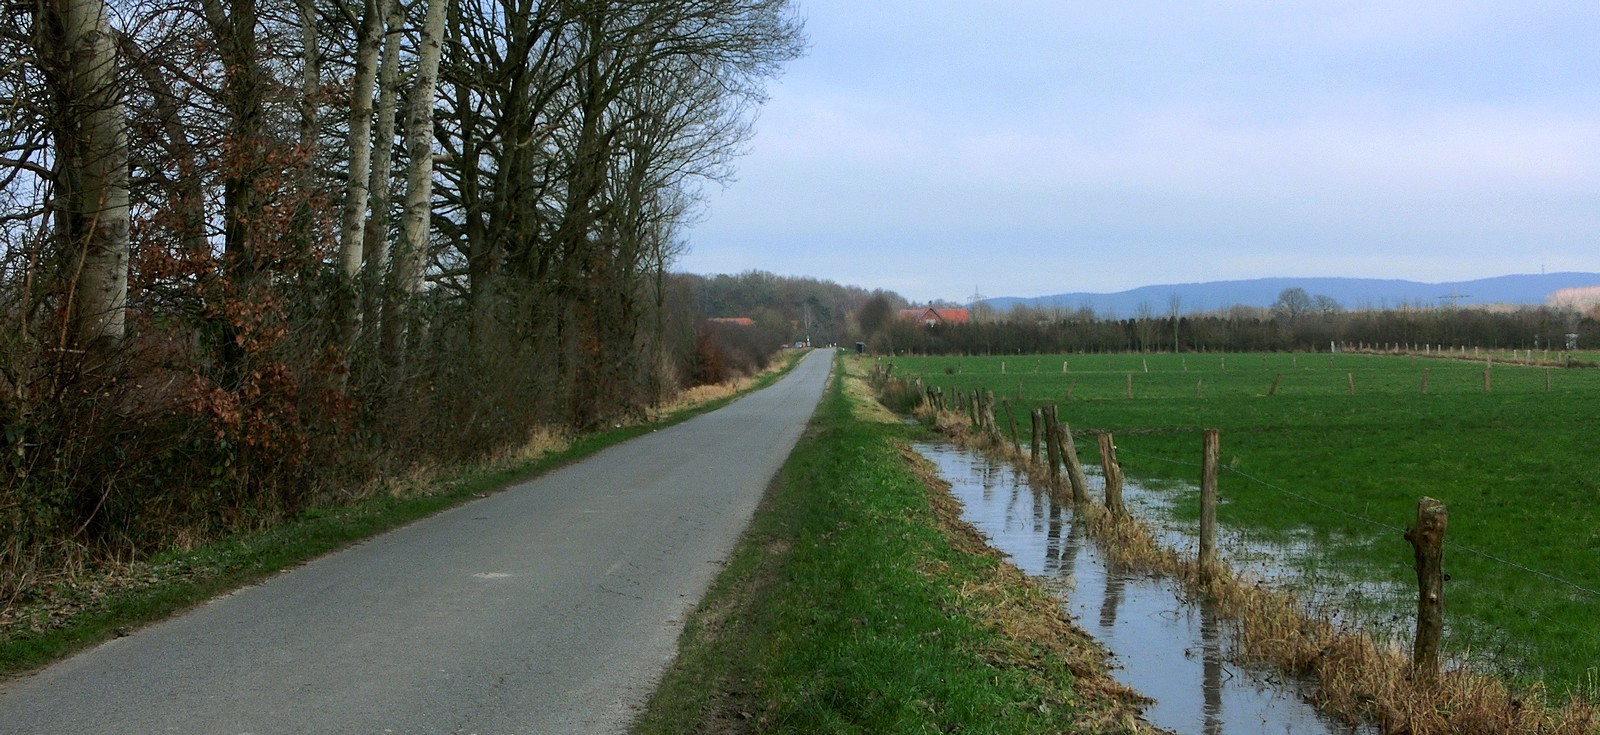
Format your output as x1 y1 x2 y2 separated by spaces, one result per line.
673 1 1600 305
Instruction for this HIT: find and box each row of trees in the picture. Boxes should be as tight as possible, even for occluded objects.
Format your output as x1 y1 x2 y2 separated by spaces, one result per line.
862 302 1598 356
673 270 881 347
1 0 802 591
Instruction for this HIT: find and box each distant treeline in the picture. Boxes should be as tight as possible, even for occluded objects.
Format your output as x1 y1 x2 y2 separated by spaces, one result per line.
864 304 1600 356
673 270 885 347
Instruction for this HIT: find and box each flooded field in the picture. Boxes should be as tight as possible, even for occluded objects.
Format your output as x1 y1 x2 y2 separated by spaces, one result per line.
916 442 1379 735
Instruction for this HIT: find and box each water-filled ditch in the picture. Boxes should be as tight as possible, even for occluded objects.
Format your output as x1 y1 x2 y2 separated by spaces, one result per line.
915 442 1381 735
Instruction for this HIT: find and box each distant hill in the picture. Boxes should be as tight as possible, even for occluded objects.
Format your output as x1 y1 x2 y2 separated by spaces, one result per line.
985 273 1600 317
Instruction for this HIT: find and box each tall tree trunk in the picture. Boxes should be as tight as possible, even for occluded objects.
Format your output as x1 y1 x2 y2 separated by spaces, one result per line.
383 0 449 364
339 0 381 279
52 0 130 355
201 0 269 389
293 0 321 248
360 0 405 311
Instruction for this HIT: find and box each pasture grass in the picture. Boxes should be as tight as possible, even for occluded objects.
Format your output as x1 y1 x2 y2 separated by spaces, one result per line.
888 351 1600 697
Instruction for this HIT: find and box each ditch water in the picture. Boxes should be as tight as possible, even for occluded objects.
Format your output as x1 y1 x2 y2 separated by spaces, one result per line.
914 442 1380 735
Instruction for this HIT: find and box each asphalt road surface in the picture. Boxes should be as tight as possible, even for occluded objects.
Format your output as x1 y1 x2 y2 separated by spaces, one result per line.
0 349 834 734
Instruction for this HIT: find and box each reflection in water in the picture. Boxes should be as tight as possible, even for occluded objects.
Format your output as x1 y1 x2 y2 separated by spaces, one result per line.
915 443 1377 735
1203 603 1224 735
1099 572 1125 630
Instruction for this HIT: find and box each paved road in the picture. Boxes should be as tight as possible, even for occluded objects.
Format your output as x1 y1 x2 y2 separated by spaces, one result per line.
0 349 833 734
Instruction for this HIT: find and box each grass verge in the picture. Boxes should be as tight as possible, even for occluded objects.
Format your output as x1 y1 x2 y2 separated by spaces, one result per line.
0 352 805 678
634 355 1149 734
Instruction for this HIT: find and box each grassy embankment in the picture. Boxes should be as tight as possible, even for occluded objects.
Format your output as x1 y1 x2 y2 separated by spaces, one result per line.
887 351 1600 698
0 353 805 678
636 355 1149 734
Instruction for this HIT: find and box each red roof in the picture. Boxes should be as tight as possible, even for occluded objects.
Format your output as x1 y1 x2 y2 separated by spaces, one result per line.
898 307 970 326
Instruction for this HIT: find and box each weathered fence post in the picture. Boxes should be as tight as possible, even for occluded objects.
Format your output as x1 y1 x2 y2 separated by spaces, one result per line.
1483 369 1491 393
1347 372 1355 395
1267 374 1281 396
1029 409 1042 465
1060 421 1090 505
1404 497 1448 677
1200 429 1220 581
1066 379 1077 401
1098 433 1126 519
1003 399 1021 455
1043 406 1062 483
1126 373 1134 399
979 390 992 438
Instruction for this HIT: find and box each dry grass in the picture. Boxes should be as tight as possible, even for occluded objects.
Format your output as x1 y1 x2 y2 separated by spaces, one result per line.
841 356 903 424
649 356 794 420
915 399 1599 735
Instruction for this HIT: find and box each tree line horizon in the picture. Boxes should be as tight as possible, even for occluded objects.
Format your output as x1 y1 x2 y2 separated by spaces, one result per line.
851 287 1600 356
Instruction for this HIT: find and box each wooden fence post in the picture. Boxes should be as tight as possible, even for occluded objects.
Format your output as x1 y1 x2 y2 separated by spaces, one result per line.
1267 374 1281 396
1404 497 1448 677
1098 433 1126 519
1060 421 1090 505
1347 372 1355 395
979 390 992 438
1029 409 1042 465
1200 429 1220 580
1003 399 1021 455
1483 370 1491 393
1126 373 1134 399
1043 406 1062 483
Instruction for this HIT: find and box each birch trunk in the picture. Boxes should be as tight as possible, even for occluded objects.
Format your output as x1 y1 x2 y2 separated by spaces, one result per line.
339 0 382 277
384 0 448 359
56 0 130 352
361 0 405 284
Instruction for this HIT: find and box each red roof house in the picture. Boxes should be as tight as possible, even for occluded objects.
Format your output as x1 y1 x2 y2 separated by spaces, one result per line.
897 307 970 327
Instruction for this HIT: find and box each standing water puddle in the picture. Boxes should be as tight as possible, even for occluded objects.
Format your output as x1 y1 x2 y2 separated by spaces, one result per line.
915 442 1377 735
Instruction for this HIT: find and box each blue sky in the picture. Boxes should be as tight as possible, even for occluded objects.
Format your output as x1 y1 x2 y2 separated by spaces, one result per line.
674 1 1600 304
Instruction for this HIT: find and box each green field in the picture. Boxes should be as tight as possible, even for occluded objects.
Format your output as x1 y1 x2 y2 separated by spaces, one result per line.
884 351 1600 697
